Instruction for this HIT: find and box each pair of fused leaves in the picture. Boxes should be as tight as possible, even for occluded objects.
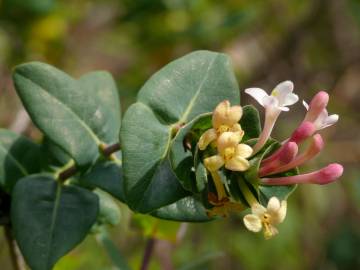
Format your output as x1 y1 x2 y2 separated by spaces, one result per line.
120 51 241 215
8 63 124 270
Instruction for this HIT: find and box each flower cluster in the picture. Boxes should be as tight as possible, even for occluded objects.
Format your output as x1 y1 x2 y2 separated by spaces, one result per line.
197 81 343 239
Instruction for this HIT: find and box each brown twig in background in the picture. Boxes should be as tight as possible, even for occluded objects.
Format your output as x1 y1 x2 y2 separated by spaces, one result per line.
4 226 26 270
140 238 156 270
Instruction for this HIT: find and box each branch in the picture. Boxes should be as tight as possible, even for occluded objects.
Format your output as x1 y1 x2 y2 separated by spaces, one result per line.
58 142 121 182
140 238 156 270
4 226 26 270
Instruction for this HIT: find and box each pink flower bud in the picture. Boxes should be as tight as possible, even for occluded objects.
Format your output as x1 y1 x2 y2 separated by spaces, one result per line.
289 121 316 144
304 91 329 122
262 121 315 165
261 163 343 185
263 134 324 176
259 142 298 177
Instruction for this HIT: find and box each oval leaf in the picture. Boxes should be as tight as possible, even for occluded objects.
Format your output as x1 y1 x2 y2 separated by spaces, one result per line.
11 175 99 270
121 50 240 212
0 129 42 192
13 63 121 167
151 196 212 222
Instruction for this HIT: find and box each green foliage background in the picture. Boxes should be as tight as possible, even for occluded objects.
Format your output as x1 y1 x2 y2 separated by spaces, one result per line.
0 0 359 269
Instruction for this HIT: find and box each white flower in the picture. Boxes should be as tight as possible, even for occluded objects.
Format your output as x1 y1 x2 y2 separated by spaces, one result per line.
243 197 287 239
244 81 298 155
303 101 339 130
245 80 298 112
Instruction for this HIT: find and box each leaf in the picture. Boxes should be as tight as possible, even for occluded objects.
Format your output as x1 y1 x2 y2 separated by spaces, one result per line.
11 175 99 270
13 63 121 167
0 129 42 192
121 51 240 213
94 189 121 227
41 137 71 167
170 113 212 192
240 105 261 141
81 160 125 202
259 184 297 205
151 196 212 222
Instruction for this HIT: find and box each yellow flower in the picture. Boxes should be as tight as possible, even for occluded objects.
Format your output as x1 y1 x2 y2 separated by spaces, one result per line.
198 100 243 150
204 132 253 172
243 197 287 239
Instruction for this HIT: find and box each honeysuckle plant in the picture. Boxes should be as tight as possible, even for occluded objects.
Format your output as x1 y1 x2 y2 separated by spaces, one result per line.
0 50 344 270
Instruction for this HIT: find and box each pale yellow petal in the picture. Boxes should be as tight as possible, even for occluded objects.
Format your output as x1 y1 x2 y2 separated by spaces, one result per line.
243 214 262 232
235 144 253 159
267 197 281 214
217 132 242 154
251 203 266 216
226 105 243 125
225 156 250 171
212 100 230 128
198 128 217 150
204 155 224 172
275 200 287 224
229 123 243 133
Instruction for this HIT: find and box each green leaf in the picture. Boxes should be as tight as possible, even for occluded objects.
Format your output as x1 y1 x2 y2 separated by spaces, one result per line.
259 184 297 205
81 160 125 202
121 51 240 213
151 196 212 222
13 63 121 167
11 175 99 270
170 113 212 192
240 105 261 141
0 129 42 192
94 189 121 227
41 137 71 167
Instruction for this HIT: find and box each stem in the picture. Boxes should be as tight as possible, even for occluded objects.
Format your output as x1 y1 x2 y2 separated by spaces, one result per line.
101 143 121 157
5 226 26 270
57 142 121 182
238 178 258 206
140 238 156 270
210 171 227 200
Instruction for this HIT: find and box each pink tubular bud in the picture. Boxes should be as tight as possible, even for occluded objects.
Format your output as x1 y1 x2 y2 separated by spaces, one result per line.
262 121 315 165
264 134 324 176
261 163 343 185
259 142 298 177
304 91 329 122
289 121 316 144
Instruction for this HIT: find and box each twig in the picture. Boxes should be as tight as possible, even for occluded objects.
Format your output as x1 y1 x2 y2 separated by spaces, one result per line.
140 238 156 270
102 142 121 157
57 142 121 182
4 226 26 270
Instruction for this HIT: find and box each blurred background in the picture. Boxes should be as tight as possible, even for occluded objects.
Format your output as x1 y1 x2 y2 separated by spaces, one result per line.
0 0 359 269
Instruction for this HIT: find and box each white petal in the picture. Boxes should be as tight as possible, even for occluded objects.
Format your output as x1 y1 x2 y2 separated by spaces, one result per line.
278 106 290 112
251 203 266 216
235 144 253 159
314 110 329 129
274 80 294 95
272 81 295 106
262 95 279 108
198 129 217 150
323 114 339 128
204 155 224 172
303 100 309 110
245 88 268 107
283 93 299 106
243 214 262 232
267 197 281 214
